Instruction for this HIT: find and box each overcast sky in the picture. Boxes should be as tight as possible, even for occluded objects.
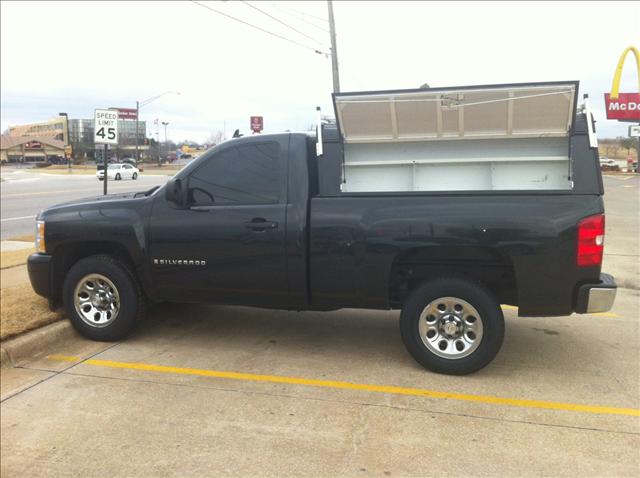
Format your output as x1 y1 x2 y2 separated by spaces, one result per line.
1 1 639 142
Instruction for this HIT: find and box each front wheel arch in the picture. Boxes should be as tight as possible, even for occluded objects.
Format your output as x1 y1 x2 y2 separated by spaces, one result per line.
50 241 140 305
63 254 145 340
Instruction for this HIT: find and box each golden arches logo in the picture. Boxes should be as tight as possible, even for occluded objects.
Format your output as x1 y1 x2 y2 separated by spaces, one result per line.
604 45 640 121
610 46 640 99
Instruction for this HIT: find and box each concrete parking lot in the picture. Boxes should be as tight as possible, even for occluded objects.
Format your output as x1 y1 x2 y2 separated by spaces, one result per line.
1 174 639 477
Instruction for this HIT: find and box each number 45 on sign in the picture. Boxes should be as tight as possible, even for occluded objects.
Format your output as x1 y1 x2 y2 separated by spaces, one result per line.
94 109 119 145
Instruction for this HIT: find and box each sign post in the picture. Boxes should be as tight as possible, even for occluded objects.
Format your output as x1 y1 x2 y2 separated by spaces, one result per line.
94 109 119 195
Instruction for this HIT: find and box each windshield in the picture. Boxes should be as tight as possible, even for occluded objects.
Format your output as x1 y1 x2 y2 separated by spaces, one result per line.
107 165 120 169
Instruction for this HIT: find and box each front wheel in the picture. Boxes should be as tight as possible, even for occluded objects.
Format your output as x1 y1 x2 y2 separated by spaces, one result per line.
63 255 145 341
115 173 121 180
400 278 504 375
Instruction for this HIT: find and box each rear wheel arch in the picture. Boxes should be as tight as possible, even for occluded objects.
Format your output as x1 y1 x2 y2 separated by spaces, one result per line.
399 276 505 374
388 246 518 309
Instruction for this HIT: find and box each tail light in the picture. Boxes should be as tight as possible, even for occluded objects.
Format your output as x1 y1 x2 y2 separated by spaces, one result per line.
577 214 605 267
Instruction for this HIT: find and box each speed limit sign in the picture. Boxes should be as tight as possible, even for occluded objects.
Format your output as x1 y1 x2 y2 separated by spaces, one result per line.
94 109 119 145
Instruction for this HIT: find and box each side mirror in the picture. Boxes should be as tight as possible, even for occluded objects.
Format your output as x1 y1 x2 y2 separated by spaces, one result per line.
165 177 187 208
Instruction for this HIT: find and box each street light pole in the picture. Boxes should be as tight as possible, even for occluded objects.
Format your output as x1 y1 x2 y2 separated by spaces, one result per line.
156 120 161 167
134 100 140 163
135 91 180 165
327 0 340 93
162 121 169 143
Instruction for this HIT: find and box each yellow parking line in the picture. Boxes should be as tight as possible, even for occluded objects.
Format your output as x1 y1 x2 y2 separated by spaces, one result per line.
47 355 640 417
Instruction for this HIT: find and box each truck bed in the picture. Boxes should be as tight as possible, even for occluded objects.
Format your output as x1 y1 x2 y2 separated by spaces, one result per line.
309 193 604 316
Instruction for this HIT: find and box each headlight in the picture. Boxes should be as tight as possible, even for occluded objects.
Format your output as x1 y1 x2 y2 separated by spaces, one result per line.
35 220 46 253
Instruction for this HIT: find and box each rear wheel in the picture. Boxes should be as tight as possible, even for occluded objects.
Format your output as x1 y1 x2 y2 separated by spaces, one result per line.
132 172 138 180
400 278 504 375
63 255 144 341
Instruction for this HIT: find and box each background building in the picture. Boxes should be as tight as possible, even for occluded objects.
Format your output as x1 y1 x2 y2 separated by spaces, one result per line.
1 135 67 163
8 115 69 144
5 114 148 162
68 118 147 160
67 119 94 144
68 118 146 145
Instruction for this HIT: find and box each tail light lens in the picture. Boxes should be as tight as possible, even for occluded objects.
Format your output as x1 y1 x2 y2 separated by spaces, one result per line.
577 214 604 267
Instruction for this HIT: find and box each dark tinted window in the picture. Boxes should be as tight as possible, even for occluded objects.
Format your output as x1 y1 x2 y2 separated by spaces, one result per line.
189 142 280 206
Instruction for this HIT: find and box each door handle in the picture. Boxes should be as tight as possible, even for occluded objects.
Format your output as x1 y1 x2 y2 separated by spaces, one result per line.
244 218 278 231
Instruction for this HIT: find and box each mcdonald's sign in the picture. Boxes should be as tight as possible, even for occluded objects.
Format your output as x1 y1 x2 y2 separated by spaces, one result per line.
604 46 640 121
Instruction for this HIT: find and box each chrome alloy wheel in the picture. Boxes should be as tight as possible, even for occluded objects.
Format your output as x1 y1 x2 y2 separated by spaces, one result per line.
418 297 484 359
73 274 120 328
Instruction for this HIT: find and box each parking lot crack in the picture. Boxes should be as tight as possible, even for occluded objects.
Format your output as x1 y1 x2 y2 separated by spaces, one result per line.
0 342 121 403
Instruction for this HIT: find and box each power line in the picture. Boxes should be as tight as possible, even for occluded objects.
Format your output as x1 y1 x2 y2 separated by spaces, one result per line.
190 1 328 55
269 2 330 33
271 2 329 23
241 1 325 47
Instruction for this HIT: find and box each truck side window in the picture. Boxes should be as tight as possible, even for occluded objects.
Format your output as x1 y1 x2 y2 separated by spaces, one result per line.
189 142 281 206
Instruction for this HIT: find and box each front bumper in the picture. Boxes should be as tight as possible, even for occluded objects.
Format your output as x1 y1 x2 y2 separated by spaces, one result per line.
575 273 617 314
27 253 52 299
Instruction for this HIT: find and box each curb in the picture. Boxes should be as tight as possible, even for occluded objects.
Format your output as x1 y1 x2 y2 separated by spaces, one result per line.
0 320 77 368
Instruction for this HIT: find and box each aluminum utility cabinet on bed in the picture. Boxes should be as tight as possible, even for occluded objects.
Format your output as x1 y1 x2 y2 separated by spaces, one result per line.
333 82 578 192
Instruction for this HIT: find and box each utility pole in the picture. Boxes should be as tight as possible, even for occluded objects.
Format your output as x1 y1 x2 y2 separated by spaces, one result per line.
135 91 180 165
327 0 340 93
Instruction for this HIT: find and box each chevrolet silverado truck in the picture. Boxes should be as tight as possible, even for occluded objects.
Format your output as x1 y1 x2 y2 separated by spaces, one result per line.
28 82 617 374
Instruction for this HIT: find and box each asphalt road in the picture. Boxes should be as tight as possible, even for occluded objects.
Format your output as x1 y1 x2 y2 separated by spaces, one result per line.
0 167 170 239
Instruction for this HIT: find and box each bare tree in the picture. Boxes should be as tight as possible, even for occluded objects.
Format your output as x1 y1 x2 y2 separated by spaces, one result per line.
206 130 226 146
620 137 636 155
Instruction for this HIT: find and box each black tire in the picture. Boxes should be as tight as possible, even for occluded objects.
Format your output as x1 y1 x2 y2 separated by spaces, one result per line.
132 172 138 180
400 278 504 375
115 173 121 180
63 254 145 341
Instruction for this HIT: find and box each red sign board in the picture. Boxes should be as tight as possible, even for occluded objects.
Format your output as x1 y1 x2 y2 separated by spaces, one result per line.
250 116 263 133
25 141 42 149
114 108 138 120
604 93 640 121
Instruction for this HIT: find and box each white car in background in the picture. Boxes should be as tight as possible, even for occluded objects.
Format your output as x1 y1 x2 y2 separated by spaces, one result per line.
96 163 139 181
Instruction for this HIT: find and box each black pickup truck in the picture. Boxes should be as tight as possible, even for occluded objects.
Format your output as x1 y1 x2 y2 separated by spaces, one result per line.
28 82 617 374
